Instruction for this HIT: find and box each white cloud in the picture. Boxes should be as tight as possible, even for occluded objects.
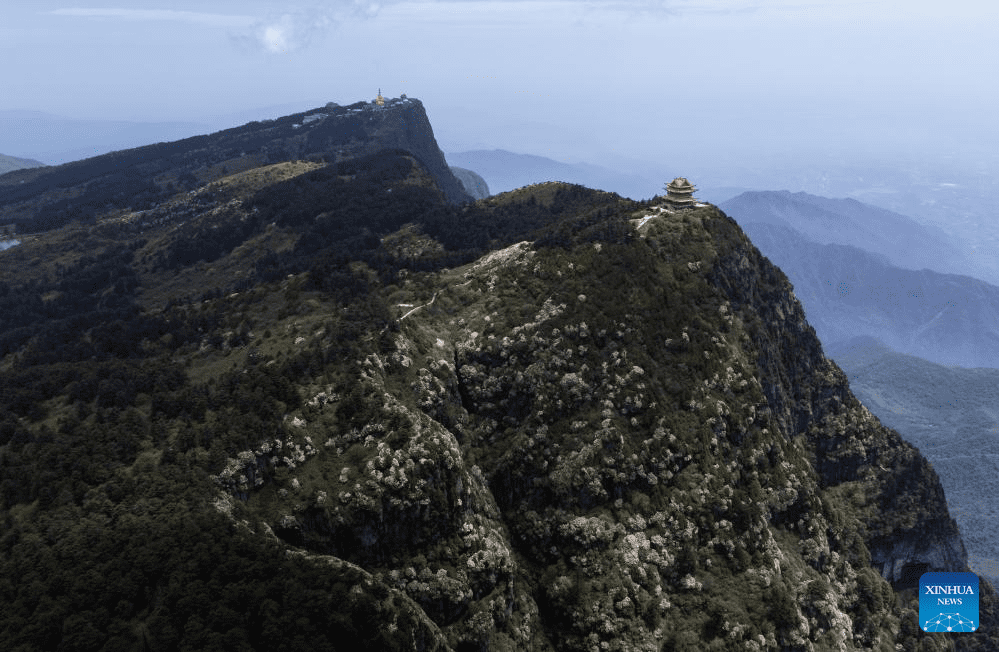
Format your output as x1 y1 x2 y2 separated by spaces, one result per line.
231 4 383 54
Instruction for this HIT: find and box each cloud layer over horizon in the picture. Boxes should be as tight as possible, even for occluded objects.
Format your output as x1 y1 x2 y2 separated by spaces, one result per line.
2 1 993 175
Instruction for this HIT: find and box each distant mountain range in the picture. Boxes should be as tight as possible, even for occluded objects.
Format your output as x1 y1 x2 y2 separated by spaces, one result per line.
719 190 999 368
736 220 999 369
721 190 985 281
446 149 665 200
0 153 45 176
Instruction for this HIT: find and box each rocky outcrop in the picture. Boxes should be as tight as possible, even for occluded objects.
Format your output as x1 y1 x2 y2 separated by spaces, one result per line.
870 525 968 588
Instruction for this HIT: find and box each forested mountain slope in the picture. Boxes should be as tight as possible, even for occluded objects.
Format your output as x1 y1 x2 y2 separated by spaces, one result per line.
0 128 995 649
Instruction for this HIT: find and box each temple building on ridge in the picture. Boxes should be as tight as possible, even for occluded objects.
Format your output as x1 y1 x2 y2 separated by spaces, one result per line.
662 177 698 210
374 89 385 106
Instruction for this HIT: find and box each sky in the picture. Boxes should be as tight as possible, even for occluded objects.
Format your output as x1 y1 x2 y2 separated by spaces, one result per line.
3 0 998 176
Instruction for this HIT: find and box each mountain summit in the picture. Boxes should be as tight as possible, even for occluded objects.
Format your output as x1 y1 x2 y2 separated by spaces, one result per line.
0 101 995 650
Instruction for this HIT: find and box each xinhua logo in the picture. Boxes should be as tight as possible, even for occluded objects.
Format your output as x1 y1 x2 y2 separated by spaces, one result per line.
919 572 979 632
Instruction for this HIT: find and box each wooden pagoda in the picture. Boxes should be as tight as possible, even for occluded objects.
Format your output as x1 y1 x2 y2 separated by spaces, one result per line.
663 177 698 210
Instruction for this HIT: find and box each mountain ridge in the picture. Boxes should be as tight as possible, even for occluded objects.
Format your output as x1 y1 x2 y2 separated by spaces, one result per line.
0 96 471 234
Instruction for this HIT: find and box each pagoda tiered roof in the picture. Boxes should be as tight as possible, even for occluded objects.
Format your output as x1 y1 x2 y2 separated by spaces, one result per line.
665 177 696 194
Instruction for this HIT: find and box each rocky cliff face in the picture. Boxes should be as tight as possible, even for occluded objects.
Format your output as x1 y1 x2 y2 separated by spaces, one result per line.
704 218 970 584
312 98 470 205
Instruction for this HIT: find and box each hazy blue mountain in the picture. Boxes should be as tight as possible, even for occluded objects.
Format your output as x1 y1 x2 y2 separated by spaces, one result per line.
694 186 754 204
740 221 999 368
445 148 664 200
829 336 999 589
0 153 45 175
720 189 985 281
449 165 490 199
718 152 999 281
